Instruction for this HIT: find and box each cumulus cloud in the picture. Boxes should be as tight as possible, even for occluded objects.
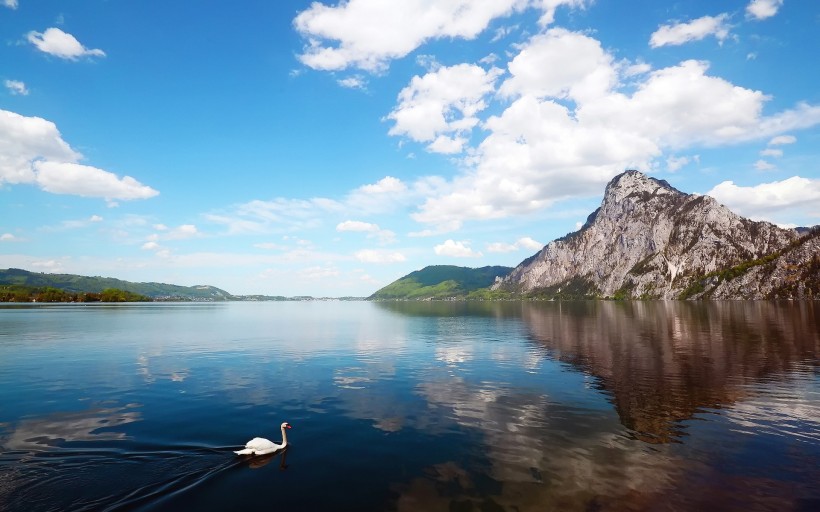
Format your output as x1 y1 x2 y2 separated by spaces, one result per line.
434 239 482 258
388 63 502 154
27 27 106 60
708 177 820 216
294 0 586 72
0 109 158 200
406 27 820 230
649 14 731 48
354 249 407 263
746 0 784 20
486 236 543 253
499 28 616 102
35 161 158 200
1 233 18 241
3 0 18 9
4 80 28 95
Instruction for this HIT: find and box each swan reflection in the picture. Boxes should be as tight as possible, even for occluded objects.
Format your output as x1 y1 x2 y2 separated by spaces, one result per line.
244 447 290 470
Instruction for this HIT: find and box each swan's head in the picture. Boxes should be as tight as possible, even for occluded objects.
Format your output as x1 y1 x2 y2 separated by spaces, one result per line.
281 422 292 429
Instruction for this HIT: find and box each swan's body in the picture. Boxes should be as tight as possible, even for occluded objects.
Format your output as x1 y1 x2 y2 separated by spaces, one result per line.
235 422 292 456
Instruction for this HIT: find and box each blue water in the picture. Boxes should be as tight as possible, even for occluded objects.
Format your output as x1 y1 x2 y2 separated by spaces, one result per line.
0 301 817 511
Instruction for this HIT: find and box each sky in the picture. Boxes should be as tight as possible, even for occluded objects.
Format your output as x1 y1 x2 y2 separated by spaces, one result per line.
1 0 819 297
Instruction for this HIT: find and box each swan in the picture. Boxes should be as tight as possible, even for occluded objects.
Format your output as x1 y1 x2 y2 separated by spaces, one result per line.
234 422 292 455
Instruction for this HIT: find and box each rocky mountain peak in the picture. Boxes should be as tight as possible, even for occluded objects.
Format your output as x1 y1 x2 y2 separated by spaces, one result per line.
603 170 679 205
493 170 814 299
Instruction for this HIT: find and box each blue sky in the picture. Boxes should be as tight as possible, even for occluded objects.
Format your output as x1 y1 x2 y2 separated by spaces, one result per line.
1 0 818 296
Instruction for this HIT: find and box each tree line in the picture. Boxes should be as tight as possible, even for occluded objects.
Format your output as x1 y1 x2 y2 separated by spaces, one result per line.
0 285 151 303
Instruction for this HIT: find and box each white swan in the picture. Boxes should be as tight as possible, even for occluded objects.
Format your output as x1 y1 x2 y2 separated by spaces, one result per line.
234 422 292 455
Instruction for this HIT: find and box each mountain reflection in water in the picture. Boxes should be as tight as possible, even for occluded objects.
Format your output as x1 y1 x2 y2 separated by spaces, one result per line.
379 300 819 511
380 300 819 444
521 301 819 443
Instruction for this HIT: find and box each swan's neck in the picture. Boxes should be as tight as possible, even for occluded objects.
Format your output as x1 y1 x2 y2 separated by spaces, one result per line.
280 426 289 446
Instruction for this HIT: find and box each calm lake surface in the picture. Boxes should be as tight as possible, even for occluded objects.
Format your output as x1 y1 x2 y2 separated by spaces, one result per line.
0 301 817 511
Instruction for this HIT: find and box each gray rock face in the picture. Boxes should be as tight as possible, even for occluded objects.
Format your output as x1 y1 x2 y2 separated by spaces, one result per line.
493 170 810 299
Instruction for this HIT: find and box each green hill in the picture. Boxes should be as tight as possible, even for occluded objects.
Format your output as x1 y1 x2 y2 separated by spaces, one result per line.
370 265 513 300
0 268 233 301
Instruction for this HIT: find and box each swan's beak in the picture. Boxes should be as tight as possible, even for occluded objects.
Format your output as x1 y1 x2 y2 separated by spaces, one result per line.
286 425 292 429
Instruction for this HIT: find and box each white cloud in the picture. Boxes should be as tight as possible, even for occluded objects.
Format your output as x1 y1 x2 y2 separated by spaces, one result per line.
759 148 782 157
344 176 414 214
0 110 158 200
3 0 18 9
388 63 502 154
294 0 586 72
533 0 590 26
1 233 17 241
141 241 161 251
499 28 616 103
746 0 783 20
768 135 796 145
4 80 28 96
666 155 690 172
434 239 482 258
27 27 106 60
516 236 543 250
0 109 78 184
34 161 159 200
754 159 776 171
337 75 367 89
486 236 543 253
354 249 407 263
708 176 820 215
89 215 103 222
337 220 395 244
649 14 731 48
407 27 820 231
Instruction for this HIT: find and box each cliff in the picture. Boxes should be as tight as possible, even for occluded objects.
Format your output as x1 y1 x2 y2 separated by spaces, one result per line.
493 170 817 299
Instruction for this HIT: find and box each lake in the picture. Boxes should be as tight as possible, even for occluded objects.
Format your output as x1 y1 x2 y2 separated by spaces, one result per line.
0 300 817 511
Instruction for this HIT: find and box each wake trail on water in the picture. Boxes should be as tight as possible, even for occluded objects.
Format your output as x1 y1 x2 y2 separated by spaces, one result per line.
101 449 244 512
0 445 251 512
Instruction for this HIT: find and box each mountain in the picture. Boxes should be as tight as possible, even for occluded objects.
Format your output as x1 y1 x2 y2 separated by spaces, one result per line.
370 265 513 300
0 268 233 301
493 170 819 299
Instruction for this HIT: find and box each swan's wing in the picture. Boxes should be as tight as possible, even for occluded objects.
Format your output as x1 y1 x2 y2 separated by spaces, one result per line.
245 437 276 452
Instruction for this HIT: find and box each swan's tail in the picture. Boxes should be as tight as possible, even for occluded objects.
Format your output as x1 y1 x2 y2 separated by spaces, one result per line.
234 448 254 455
